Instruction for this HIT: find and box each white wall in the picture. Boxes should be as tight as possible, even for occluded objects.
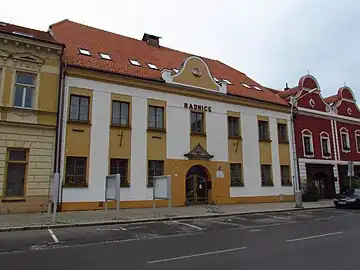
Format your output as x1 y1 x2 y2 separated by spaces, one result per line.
61 76 293 203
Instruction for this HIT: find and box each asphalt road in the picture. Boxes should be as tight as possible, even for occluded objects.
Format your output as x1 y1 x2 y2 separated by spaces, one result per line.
0 208 359 269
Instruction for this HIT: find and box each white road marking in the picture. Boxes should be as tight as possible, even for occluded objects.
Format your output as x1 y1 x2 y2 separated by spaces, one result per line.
126 226 146 230
147 246 247 264
264 215 290 221
210 220 244 227
286 231 344 242
172 220 203 231
48 229 59 243
249 229 263 232
96 227 127 231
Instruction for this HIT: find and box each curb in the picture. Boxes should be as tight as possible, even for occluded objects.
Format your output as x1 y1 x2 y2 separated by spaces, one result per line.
0 205 334 232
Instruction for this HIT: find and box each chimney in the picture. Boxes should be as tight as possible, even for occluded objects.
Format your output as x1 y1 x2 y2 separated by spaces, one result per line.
142 33 161 47
284 83 290 90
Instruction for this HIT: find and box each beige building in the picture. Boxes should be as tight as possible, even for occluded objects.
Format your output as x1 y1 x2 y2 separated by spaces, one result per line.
0 22 63 213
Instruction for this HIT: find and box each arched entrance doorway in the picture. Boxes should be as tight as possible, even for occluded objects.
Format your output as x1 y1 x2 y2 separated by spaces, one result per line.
185 165 211 205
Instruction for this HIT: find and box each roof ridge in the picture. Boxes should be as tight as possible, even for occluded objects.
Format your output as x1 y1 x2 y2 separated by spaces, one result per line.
1 21 50 34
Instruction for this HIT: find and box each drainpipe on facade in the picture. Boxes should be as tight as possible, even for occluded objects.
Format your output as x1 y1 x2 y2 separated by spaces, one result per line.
53 56 66 211
290 102 303 208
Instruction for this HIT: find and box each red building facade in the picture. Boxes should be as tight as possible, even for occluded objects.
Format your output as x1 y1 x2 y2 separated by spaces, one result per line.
277 75 360 199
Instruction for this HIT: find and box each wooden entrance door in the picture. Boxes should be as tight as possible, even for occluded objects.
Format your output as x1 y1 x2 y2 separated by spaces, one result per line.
185 165 210 205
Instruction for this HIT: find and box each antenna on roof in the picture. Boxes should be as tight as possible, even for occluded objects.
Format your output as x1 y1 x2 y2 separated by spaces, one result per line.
284 83 290 90
344 82 347 86
307 70 310 75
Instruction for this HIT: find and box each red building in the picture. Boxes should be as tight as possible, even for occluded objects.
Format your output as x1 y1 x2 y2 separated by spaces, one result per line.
276 74 360 199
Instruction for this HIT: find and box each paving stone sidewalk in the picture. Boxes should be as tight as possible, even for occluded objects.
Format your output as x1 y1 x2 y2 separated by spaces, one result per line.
0 200 334 231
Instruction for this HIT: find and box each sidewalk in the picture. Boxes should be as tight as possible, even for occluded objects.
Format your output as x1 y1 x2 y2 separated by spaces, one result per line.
0 200 334 232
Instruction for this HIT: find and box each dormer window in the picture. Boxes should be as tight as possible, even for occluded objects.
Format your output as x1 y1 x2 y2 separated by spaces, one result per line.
99 53 111 60
129 59 141 66
320 132 331 158
173 68 179 73
340 128 350 152
223 79 232 85
241 83 251 88
147 63 158 70
302 129 314 157
79 48 91 56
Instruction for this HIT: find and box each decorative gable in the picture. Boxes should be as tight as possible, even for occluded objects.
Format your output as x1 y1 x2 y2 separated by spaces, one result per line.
334 86 360 119
11 52 44 71
12 53 45 64
161 56 227 94
184 143 214 160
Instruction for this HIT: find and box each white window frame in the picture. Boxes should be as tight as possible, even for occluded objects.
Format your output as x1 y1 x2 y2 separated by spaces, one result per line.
320 132 331 159
302 129 314 158
340 127 351 153
13 71 37 109
99 53 111 60
355 130 360 153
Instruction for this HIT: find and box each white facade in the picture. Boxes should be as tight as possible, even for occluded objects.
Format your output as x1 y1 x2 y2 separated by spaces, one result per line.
60 76 294 203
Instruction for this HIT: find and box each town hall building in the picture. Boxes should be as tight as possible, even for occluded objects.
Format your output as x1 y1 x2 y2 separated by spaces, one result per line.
49 20 296 211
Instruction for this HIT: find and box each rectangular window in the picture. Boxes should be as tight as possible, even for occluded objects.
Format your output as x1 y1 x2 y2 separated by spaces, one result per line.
356 135 360 152
148 160 164 187
110 158 129 186
65 157 87 186
230 163 243 186
228 117 240 137
277 123 288 143
303 136 313 155
14 72 36 108
69 95 90 121
321 138 331 157
258 120 270 141
191 112 204 133
5 148 28 197
261 164 273 186
341 133 350 150
148 106 164 129
112 101 129 126
280 165 291 186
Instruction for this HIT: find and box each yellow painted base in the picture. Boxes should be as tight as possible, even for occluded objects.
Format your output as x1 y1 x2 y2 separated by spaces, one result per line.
60 195 295 212
60 158 294 212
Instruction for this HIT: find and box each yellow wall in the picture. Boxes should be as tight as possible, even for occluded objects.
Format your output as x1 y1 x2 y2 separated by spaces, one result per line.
173 57 219 91
0 44 60 127
64 87 93 186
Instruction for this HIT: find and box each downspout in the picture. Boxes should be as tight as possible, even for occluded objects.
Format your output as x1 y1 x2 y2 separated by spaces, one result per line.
54 50 66 210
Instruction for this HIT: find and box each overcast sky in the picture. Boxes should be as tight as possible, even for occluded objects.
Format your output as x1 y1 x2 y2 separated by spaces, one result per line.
2 0 360 99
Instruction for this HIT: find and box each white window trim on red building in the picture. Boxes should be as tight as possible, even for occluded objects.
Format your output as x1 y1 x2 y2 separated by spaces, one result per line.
339 127 351 153
320 131 332 159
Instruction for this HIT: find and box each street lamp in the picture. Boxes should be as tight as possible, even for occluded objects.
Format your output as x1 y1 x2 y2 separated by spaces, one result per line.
289 87 318 208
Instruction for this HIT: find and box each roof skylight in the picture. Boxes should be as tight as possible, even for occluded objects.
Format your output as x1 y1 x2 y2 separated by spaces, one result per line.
99 53 111 60
129 59 141 66
223 79 232 85
253 86 262 91
12 31 34 38
173 68 179 73
79 48 91 56
213 77 219 82
242 83 251 88
147 63 158 70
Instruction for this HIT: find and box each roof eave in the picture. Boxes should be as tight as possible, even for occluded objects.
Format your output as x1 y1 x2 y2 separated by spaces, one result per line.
66 64 290 110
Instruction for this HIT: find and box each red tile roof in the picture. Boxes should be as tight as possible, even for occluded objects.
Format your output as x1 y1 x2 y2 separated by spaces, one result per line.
324 95 339 104
0 21 61 45
50 20 288 106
